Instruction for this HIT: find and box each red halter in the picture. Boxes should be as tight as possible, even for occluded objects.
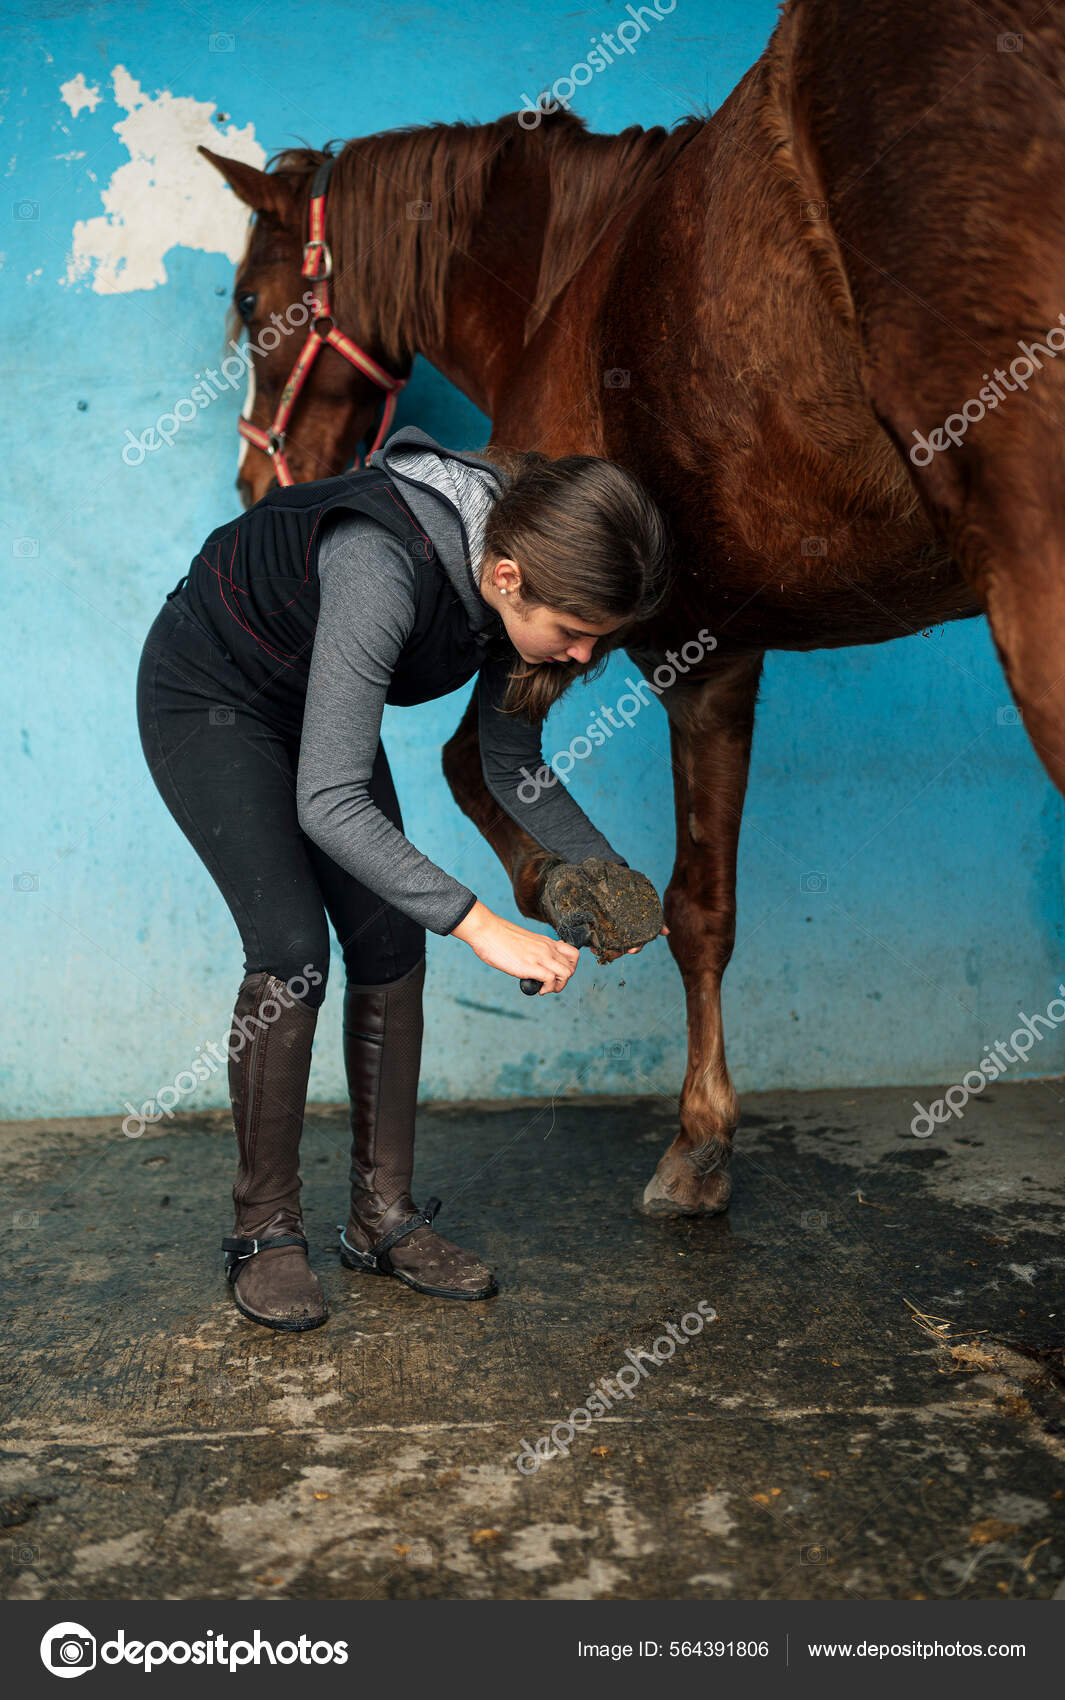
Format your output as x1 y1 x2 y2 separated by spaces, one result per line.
237 158 405 487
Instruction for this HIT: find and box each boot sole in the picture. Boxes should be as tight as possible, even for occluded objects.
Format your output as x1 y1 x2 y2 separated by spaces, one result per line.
338 1243 496 1301
230 1286 329 1331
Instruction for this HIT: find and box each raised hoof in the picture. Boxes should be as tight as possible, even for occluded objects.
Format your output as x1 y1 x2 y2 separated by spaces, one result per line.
638 1144 733 1218
541 857 663 962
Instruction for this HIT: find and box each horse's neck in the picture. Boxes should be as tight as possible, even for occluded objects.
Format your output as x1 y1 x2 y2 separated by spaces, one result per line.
424 140 553 416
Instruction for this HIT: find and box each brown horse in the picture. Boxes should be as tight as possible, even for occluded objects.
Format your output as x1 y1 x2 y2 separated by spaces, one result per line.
202 0 1065 1215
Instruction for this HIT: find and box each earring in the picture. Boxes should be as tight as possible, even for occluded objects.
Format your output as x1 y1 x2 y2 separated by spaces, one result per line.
499 587 508 595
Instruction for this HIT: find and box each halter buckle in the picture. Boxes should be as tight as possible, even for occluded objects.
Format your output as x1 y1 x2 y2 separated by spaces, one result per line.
266 429 287 458
302 239 333 282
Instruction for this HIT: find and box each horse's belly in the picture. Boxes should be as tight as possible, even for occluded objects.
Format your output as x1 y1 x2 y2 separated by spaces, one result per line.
700 535 977 650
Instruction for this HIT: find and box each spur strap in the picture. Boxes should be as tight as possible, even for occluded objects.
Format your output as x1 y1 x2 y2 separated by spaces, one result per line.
340 1196 442 1272
221 1233 309 1281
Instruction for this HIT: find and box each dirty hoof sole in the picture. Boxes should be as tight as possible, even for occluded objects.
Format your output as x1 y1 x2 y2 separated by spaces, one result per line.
544 858 663 956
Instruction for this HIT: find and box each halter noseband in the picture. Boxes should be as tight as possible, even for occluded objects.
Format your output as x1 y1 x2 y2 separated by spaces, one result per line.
237 157 405 487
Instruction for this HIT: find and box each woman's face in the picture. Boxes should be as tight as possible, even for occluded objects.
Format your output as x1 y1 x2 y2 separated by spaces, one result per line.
483 555 627 665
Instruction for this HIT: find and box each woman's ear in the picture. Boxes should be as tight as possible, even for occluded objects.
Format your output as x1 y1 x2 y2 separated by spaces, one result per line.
490 556 524 597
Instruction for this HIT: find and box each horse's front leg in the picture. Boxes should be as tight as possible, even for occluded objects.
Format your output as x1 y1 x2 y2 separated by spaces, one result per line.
441 689 556 918
641 651 765 1215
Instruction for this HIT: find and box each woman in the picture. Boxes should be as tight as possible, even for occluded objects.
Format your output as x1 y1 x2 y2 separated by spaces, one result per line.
136 425 670 1332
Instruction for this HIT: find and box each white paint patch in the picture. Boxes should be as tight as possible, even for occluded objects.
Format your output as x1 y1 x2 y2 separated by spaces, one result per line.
583 1482 657 1559
686 1489 738 1538
986 1490 1051 1524
62 64 265 294
56 150 86 162
503 1522 593 1572
60 72 101 117
265 1388 342 1425
198 1450 433 1581
264 1361 341 1426
445 1461 521 1516
71 1527 150 1576
543 1558 628 1599
103 1448 139 1475
5 1574 44 1600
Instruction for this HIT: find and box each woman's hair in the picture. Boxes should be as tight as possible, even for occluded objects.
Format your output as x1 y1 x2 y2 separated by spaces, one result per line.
476 446 671 721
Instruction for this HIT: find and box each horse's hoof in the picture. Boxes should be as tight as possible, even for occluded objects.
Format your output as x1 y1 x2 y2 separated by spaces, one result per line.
638 1150 733 1217
541 857 663 962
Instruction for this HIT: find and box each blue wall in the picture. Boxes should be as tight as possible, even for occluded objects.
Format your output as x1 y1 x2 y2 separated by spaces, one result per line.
3 0 1063 1122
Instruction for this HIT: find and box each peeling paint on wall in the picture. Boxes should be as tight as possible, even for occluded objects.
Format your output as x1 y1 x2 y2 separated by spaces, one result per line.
59 72 101 117
61 65 264 294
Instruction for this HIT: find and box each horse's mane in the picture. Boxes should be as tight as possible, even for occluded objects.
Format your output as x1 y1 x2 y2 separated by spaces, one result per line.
257 109 705 363
527 111 705 337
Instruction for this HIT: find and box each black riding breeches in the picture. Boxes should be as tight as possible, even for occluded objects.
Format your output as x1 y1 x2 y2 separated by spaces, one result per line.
135 594 426 1007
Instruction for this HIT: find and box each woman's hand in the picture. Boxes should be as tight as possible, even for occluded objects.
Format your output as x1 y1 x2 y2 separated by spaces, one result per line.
451 900 580 993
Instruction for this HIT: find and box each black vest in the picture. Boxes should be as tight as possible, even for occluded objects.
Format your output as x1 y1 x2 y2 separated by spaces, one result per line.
171 465 500 731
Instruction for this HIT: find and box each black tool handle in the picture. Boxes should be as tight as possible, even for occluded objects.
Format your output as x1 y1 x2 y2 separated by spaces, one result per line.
519 916 593 996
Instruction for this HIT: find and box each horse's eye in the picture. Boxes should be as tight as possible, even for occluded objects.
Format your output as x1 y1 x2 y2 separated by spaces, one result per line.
236 291 257 322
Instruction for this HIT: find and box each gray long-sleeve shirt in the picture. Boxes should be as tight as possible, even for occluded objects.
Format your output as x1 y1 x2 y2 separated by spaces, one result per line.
294 429 628 935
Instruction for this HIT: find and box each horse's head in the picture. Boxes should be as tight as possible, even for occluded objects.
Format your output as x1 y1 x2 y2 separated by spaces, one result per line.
200 146 410 506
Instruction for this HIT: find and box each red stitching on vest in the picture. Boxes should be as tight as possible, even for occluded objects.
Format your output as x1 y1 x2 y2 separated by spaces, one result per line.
193 483 428 671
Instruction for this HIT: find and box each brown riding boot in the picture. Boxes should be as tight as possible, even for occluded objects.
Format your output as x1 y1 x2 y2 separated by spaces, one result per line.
221 971 328 1331
337 956 496 1300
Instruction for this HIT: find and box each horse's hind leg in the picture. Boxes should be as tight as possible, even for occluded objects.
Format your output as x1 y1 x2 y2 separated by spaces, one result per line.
860 284 1065 798
806 3 1065 792
641 652 764 1216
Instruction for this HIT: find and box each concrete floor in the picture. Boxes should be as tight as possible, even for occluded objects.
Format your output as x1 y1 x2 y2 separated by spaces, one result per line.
2 1079 1064 1601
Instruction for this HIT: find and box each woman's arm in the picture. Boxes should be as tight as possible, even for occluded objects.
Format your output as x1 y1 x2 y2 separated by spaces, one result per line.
296 521 478 936
296 519 604 992
475 647 630 867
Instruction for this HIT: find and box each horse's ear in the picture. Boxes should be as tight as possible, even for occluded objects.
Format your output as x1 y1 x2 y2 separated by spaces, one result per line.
198 146 295 218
